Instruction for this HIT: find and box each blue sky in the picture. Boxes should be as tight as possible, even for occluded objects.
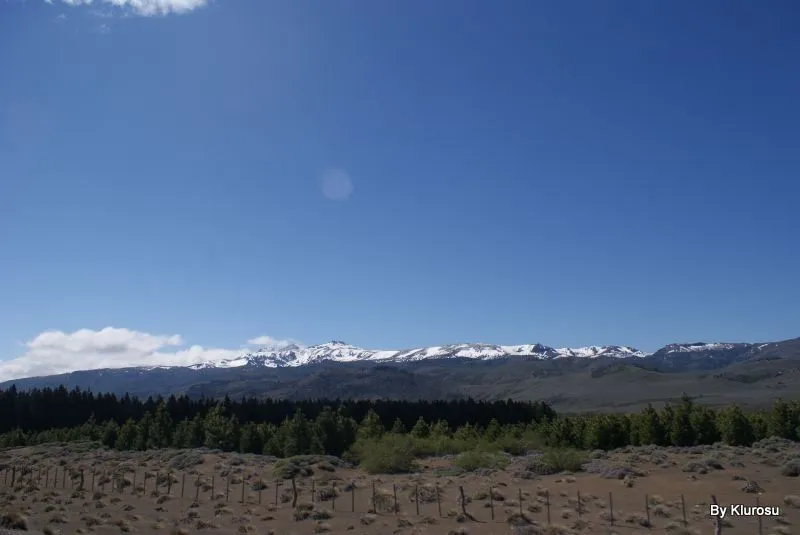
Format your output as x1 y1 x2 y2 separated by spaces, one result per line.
0 0 798 377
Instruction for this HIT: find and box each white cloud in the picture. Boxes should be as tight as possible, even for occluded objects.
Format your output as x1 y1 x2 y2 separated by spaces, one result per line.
246 335 300 349
46 0 209 16
0 327 298 381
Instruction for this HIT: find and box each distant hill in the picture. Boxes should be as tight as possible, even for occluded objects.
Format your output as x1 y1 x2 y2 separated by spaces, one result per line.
1 337 798 412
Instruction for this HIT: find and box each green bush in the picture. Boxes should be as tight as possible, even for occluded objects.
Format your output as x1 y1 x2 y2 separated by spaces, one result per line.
357 435 417 474
453 450 510 471
541 448 585 472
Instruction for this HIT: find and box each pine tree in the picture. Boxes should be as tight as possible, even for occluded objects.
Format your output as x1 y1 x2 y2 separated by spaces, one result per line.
101 419 119 448
453 422 479 442
410 417 430 439
239 422 263 454
116 418 138 450
431 420 450 437
544 417 576 448
188 413 205 448
257 423 277 455
635 404 665 446
148 401 173 449
719 405 754 446
659 404 675 439
669 395 695 447
135 412 153 451
171 419 192 448
768 399 794 439
283 409 313 457
484 418 502 442
204 404 236 450
357 409 384 441
315 407 348 456
690 405 720 445
390 418 407 434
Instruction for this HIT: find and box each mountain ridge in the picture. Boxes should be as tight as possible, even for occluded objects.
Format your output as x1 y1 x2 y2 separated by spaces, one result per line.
183 340 651 370
1 337 797 412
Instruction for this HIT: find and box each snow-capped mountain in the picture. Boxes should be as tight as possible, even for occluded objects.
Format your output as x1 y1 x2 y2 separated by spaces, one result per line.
188 340 649 370
661 343 741 353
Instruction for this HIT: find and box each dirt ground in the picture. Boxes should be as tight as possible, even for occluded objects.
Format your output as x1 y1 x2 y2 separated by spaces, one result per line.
1 439 798 535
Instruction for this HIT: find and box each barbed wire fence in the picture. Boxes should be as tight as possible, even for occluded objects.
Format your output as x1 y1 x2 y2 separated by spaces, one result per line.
0 462 787 534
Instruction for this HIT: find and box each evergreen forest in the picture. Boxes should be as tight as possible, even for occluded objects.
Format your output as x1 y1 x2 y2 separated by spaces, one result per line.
1 386 799 474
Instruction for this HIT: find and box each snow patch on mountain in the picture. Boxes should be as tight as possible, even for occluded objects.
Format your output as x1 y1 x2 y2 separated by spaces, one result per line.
663 343 738 353
186 340 649 370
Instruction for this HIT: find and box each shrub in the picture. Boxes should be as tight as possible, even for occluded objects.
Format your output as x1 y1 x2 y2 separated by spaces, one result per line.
0 512 28 530
454 450 510 471
780 459 800 477
358 436 417 474
541 448 585 472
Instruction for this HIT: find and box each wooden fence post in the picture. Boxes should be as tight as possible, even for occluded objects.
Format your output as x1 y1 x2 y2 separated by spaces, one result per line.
167 472 172 496
459 486 467 516
489 486 494 520
519 488 523 516
331 483 336 511
437 485 441 517
195 473 200 502
91 469 95 491
291 476 298 508
351 484 355 512
711 495 722 535
226 475 230 502
756 496 763 535
154 472 159 496
681 494 687 528
241 479 245 504
211 475 215 500
645 494 651 527
372 480 376 513
609 491 615 528
312 479 315 504
545 489 551 525
275 480 279 507
180 472 185 498
415 484 419 516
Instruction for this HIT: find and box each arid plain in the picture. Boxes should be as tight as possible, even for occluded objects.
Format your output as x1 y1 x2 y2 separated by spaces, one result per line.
2 438 799 535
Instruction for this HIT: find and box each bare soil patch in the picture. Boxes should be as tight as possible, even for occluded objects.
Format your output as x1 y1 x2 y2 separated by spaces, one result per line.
1 439 799 534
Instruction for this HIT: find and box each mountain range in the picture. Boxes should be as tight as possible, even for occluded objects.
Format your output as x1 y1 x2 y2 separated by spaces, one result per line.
1 337 798 412
183 340 649 370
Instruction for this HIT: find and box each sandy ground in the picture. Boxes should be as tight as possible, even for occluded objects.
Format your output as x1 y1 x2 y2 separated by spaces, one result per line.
1 439 799 535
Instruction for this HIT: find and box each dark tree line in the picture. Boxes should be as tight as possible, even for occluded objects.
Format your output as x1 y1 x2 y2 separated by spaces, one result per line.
1 386 798 460
542 396 800 449
0 385 555 436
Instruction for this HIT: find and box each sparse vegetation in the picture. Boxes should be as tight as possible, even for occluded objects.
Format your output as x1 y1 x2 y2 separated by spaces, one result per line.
0 511 28 530
0 388 799 534
453 450 510 471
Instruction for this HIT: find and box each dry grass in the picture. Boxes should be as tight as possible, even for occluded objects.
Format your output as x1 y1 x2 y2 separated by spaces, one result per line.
0 441 798 534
